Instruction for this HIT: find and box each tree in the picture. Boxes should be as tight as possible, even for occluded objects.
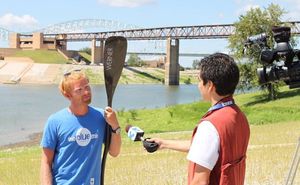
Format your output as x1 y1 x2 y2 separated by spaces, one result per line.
79 47 91 55
127 54 145 67
192 59 201 69
228 3 289 100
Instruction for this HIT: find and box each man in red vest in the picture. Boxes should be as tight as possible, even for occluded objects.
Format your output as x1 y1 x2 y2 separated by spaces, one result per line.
150 53 250 185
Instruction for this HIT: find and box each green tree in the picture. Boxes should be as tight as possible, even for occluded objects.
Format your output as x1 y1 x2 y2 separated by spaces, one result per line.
79 47 91 55
127 54 145 67
228 3 290 100
192 59 201 69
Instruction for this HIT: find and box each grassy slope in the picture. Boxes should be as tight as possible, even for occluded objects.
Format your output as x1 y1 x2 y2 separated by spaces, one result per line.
14 50 69 64
11 50 199 84
84 66 197 85
0 88 300 184
79 52 91 63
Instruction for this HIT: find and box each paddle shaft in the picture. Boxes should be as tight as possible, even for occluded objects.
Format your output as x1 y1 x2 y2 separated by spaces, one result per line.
101 36 127 185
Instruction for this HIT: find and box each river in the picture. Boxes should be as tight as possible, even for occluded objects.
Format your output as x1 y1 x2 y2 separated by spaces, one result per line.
0 84 200 146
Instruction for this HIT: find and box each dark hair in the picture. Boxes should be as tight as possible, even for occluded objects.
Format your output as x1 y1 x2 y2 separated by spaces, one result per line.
198 53 239 96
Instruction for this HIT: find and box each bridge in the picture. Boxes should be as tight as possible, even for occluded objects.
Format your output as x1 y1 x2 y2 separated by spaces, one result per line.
6 20 300 85
46 21 300 41
48 21 300 85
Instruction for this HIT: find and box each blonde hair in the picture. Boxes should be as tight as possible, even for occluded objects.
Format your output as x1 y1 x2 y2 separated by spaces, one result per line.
59 70 89 95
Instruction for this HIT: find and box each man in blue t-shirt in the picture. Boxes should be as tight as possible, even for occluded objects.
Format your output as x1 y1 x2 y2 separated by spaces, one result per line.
40 70 121 185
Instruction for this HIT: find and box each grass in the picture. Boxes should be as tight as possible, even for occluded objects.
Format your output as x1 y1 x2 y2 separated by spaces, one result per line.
0 123 299 185
0 147 41 184
14 50 69 64
81 66 198 85
180 70 198 84
236 87 300 125
0 88 300 184
116 87 300 132
7 49 200 85
246 121 300 185
79 52 91 62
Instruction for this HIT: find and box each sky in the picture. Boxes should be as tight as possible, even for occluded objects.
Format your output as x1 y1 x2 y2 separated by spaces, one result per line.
1 0 300 66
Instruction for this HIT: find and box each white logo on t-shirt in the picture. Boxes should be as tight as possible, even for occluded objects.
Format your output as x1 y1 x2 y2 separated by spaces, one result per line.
90 178 95 185
67 128 98 146
75 128 92 146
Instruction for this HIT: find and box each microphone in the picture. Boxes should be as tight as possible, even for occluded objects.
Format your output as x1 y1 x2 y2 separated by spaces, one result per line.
126 125 145 141
125 125 159 153
245 33 267 46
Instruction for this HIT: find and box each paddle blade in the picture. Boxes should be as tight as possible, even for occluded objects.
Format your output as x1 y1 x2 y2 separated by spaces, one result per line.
103 36 127 107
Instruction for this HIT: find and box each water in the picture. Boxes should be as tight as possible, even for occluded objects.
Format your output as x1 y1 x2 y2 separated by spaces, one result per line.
0 84 200 146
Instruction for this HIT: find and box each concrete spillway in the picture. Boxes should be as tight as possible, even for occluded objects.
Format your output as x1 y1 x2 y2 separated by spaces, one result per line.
0 60 60 84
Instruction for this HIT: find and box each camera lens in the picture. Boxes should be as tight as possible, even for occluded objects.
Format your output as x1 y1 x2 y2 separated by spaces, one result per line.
257 67 267 84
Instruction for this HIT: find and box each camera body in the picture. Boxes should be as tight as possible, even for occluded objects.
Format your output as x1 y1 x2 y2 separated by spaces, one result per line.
245 26 300 89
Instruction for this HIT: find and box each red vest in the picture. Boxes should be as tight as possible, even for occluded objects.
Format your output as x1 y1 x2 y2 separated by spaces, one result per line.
188 97 250 185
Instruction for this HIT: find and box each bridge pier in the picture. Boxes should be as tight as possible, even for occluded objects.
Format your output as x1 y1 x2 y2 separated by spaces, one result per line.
165 38 180 85
91 39 104 65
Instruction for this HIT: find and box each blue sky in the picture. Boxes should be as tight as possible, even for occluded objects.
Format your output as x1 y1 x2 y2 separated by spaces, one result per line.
1 0 300 66
1 0 300 29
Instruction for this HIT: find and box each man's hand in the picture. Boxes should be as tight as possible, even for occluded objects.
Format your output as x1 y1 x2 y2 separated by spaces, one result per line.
104 106 119 130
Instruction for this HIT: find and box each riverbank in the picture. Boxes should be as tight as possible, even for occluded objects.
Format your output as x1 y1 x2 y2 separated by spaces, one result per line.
0 60 198 84
0 83 200 147
0 133 42 150
1 87 300 184
1 86 300 149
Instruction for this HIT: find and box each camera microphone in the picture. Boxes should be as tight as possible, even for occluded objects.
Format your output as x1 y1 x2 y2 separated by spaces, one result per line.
125 125 159 153
246 33 267 44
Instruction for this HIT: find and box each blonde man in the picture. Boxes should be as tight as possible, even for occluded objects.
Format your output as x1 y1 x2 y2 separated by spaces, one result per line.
40 70 121 185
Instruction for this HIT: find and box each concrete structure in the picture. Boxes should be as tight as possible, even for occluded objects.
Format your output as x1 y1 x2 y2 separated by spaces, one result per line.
8 32 181 85
9 32 61 50
143 57 165 68
9 32 102 65
9 33 20 49
165 38 179 85
91 39 104 65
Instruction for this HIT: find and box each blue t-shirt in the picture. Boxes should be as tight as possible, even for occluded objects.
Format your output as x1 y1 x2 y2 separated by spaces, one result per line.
41 106 106 185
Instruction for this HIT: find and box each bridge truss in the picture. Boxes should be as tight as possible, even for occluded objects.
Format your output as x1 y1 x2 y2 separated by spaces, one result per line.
50 21 300 41
0 19 140 41
0 27 11 41
33 19 140 34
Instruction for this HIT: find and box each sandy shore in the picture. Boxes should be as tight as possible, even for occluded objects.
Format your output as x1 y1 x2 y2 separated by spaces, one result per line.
0 132 42 150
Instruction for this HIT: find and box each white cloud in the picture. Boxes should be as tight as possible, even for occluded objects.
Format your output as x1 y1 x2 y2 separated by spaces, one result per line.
234 0 242 5
0 13 39 31
285 0 300 8
234 0 255 6
98 0 155 8
283 0 300 21
236 4 260 16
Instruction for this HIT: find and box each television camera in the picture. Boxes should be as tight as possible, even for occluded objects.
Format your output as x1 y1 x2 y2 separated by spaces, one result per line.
245 26 300 89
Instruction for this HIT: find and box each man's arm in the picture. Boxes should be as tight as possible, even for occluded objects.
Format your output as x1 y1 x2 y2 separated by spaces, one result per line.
148 138 191 153
41 148 54 185
109 131 121 157
104 107 121 157
189 164 211 185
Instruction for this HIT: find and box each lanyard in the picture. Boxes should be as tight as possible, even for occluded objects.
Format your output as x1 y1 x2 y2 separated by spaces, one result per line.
208 100 235 112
